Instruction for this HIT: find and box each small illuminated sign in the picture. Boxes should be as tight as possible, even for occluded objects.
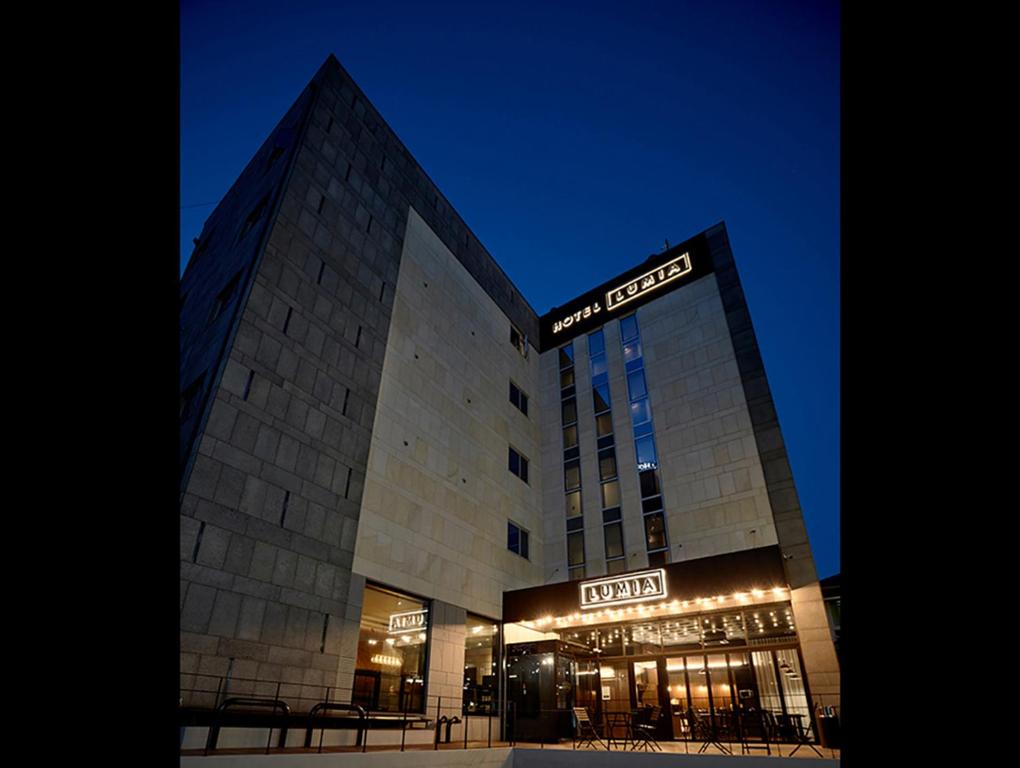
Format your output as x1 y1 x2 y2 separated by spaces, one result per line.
637 461 658 472
388 608 428 635
580 568 668 610
552 301 603 335
605 253 692 311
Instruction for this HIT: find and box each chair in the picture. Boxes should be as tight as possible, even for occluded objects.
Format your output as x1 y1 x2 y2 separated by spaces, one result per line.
762 711 783 755
788 713 824 758
736 708 771 756
631 706 661 752
572 707 606 750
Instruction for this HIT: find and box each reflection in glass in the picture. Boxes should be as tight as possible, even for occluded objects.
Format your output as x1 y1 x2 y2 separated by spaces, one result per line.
599 449 617 481
601 481 620 509
567 531 585 566
562 398 577 425
463 614 498 714
627 369 647 400
633 660 659 710
600 663 630 713
622 339 642 364
565 490 582 518
620 314 638 342
635 435 657 466
630 398 651 426
645 512 666 550
564 460 581 491
354 585 428 712
604 522 623 559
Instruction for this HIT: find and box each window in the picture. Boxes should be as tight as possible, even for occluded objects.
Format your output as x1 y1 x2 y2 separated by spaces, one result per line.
509 324 528 357
238 195 269 242
463 614 499 715
620 313 671 562
508 446 529 484
209 271 241 324
353 584 429 713
509 381 528 416
508 521 529 558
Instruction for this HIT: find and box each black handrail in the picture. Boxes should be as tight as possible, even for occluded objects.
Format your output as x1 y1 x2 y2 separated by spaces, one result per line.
206 696 291 753
303 702 366 751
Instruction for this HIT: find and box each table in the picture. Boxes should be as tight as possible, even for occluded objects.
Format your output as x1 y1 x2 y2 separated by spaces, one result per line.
603 711 634 750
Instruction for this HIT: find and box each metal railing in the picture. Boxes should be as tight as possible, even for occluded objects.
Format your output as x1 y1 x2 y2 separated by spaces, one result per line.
180 673 838 757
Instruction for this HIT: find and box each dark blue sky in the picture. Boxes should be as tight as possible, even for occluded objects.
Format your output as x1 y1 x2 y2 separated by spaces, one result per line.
181 0 839 578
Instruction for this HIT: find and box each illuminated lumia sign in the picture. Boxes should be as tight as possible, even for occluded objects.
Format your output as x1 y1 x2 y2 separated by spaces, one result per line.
550 252 694 336
388 609 428 634
580 568 667 610
605 252 692 311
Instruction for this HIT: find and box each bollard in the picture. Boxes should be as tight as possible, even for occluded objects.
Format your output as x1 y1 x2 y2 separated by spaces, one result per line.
435 697 442 750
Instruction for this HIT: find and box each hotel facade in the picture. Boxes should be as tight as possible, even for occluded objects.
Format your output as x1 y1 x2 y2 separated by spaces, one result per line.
179 54 839 747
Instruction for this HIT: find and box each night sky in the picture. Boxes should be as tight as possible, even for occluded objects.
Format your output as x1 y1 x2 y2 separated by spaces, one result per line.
180 0 840 578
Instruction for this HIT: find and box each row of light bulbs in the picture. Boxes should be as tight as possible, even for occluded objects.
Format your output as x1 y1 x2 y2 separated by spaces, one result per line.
521 587 789 629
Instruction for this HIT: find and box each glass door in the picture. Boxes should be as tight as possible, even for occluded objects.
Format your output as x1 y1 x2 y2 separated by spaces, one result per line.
599 663 630 713
666 657 691 739
631 660 659 711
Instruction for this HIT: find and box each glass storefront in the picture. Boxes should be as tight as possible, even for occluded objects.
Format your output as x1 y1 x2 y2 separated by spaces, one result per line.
353 584 429 713
463 613 499 715
503 601 813 742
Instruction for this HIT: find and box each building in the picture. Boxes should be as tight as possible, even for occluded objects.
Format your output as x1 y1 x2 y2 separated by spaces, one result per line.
179 53 839 748
820 573 840 665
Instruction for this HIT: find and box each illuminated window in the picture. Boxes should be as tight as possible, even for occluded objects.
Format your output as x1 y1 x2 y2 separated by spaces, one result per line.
353 584 429 713
463 613 499 715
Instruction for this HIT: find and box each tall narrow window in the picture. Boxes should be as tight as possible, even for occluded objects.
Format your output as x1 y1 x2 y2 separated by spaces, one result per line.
588 328 625 574
463 614 499 715
560 341 584 579
620 313 670 566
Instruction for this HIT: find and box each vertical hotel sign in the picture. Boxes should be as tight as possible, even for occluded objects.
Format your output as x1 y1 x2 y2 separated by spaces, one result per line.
551 252 694 336
579 569 668 610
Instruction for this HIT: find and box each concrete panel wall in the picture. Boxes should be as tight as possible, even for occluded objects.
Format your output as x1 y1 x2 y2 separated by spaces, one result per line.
353 208 544 618
638 273 779 562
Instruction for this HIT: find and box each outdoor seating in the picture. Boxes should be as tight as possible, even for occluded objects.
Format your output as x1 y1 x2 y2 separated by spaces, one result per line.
787 712 824 757
736 708 771 755
631 705 661 751
572 707 607 750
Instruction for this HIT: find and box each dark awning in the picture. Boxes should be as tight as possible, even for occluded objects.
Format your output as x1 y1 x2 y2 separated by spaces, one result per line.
502 545 786 623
